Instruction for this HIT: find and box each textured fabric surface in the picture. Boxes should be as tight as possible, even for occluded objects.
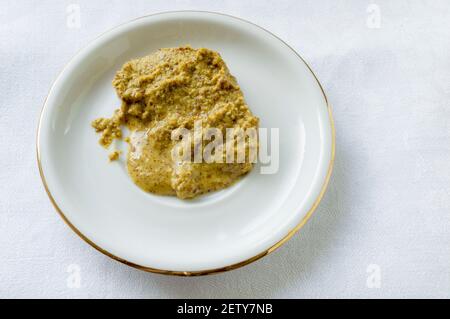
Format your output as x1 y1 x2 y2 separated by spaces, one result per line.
1 0 449 298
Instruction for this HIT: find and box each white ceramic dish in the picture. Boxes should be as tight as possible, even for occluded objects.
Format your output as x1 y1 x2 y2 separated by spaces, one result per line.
37 11 334 275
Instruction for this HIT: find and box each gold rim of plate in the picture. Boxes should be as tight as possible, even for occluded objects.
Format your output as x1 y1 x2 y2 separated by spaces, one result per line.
36 11 336 276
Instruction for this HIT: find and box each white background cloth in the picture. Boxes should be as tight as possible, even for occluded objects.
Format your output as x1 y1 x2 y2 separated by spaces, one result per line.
1 0 449 298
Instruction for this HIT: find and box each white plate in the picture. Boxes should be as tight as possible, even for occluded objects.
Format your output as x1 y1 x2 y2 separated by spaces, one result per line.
37 11 334 275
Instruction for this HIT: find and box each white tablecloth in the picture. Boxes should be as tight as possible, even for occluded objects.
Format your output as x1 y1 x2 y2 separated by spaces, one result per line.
1 0 449 298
